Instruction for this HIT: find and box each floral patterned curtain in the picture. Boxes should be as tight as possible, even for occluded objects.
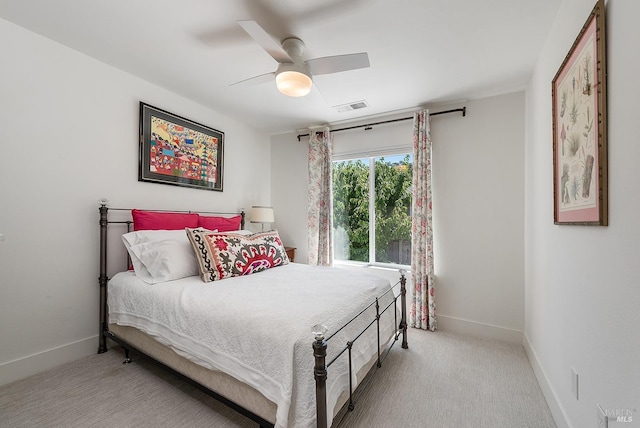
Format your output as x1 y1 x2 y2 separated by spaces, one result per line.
308 127 333 266
411 109 436 331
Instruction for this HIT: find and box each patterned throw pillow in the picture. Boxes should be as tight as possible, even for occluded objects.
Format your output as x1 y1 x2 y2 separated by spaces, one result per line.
186 229 289 282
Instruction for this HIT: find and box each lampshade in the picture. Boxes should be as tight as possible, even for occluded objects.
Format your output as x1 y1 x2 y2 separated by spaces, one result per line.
276 70 312 97
249 206 275 224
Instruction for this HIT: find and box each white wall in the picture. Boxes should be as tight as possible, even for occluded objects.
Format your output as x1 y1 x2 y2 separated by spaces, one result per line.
524 0 640 426
0 18 270 386
271 92 525 343
271 132 309 259
433 93 524 342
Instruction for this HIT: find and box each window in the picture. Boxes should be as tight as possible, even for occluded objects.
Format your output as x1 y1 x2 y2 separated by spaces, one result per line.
332 153 413 267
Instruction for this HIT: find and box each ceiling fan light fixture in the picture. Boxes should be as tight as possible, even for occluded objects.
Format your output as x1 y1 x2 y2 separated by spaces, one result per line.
276 70 312 97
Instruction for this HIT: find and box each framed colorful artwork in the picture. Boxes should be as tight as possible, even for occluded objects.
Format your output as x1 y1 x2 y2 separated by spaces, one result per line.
139 102 224 191
552 0 607 225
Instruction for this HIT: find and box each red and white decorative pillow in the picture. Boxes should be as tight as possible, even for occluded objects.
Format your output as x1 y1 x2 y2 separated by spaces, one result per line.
186 229 289 282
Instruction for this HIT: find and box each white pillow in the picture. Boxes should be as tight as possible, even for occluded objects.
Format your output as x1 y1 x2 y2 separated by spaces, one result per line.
122 229 190 248
122 229 210 284
230 229 254 236
128 239 198 283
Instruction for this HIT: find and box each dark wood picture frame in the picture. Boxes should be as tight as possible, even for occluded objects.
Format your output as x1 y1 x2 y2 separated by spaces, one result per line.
139 102 224 192
552 0 607 225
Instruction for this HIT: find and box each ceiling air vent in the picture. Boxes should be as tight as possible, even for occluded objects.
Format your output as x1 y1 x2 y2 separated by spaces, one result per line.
333 100 369 113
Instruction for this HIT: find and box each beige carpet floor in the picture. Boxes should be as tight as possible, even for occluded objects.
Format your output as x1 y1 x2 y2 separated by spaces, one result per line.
0 330 555 428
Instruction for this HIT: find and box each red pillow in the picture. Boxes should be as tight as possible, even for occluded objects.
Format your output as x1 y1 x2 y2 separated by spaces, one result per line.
132 209 199 231
198 215 242 232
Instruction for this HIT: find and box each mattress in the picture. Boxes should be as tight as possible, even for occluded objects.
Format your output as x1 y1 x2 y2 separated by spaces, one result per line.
108 263 398 428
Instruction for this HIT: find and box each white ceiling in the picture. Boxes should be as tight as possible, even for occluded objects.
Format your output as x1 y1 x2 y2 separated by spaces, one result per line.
0 0 560 135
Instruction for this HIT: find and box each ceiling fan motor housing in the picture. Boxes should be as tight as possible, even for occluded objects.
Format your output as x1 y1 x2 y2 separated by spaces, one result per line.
275 38 312 97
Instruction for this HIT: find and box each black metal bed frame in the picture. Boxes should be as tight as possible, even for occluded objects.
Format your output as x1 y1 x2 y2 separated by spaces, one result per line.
97 201 408 428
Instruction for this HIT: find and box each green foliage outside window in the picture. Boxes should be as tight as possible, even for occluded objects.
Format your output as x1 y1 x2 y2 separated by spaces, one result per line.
333 159 370 262
333 155 412 264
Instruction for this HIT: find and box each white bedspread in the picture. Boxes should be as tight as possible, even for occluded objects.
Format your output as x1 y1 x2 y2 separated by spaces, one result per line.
108 263 398 428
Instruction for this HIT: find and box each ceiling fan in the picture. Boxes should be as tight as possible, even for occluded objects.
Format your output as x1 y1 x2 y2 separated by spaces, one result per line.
231 20 370 97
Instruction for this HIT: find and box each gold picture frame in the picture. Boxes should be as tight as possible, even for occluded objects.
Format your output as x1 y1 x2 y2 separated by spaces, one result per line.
552 0 607 225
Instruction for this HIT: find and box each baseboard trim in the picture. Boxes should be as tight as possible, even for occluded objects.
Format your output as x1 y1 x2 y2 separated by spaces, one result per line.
436 314 523 344
523 333 571 428
0 335 98 387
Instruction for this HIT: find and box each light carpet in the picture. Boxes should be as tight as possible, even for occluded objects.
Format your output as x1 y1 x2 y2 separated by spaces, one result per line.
0 330 555 428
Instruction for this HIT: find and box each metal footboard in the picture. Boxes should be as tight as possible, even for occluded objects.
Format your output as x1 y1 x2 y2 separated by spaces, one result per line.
313 273 408 428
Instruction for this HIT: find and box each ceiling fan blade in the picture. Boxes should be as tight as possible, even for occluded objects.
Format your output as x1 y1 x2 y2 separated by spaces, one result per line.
306 52 370 76
229 71 275 87
312 81 328 105
238 20 293 64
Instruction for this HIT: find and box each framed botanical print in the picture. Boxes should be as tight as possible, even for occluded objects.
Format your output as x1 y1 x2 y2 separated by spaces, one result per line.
552 0 607 225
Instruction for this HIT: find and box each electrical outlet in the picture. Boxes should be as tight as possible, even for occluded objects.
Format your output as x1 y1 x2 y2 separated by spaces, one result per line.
597 404 608 428
571 368 579 400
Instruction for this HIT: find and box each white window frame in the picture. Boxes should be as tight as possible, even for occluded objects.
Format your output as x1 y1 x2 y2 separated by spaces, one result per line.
332 146 412 270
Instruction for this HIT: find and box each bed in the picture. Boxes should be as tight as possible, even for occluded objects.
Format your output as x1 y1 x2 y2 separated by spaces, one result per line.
97 202 408 427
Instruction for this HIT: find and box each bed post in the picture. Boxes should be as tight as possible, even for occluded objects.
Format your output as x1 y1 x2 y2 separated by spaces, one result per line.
98 200 109 354
313 324 328 428
400 272 408 349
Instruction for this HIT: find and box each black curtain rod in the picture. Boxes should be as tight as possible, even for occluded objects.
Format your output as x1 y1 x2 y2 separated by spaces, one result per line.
296 106 466 141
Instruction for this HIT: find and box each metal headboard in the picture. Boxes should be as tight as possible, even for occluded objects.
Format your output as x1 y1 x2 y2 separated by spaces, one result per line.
97 199 245 353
